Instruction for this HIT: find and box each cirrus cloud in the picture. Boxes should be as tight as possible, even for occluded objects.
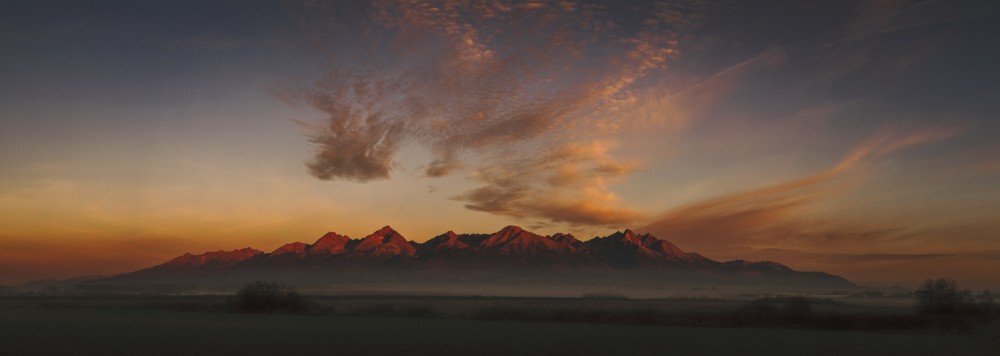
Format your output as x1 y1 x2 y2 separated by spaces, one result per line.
286 0 704 227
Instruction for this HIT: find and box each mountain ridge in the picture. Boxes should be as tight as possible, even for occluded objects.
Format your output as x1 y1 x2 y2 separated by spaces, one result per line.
109 225 855 290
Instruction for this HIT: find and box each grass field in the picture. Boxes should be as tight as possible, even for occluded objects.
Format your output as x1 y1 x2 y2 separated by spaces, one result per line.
2 303 999 355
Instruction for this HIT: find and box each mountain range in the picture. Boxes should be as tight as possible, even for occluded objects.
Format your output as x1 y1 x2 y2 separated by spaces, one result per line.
89 225 855 293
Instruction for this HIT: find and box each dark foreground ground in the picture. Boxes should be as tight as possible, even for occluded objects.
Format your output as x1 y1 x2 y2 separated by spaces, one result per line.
3 303 999 356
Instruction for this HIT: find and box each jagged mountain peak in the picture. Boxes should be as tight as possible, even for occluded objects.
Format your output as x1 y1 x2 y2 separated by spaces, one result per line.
160 247 263 268
420 231 469 252
433 230 460 240
374 225 398 234
495 225 525 235
476 225 576 255
604 229 642 244
271 242 308 255
308 232 351 255
353 226 415 257
367 226 404 241
549 232 579 242
128 225 854 289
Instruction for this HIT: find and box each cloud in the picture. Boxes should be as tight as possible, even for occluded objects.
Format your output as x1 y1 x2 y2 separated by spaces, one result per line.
822 253 955 263
286 0 703 226
801 0 982 86
619 47 787 134
756 248 955 263
301 104 408 182
450 140 645 227
640 126 962 253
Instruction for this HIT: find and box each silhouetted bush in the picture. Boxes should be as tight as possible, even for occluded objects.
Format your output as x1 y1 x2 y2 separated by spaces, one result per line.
915 278 979 314
231 281 305 313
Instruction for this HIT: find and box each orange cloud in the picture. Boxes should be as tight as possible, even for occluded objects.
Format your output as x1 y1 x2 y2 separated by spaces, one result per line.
453 141 643 227
640 125 963 254
288 1 701 227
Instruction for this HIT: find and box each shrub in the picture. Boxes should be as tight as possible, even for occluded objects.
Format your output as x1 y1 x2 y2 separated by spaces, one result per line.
914 278 975 314
232 281 305 313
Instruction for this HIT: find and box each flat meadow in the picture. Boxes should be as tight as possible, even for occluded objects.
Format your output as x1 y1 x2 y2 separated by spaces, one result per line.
2 295 998 355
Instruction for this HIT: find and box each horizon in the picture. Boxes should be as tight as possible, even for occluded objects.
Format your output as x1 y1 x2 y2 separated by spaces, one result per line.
0 223 978 290
2 0 1000 291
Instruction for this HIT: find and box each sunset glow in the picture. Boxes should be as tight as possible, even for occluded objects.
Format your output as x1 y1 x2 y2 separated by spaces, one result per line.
1 0 999 289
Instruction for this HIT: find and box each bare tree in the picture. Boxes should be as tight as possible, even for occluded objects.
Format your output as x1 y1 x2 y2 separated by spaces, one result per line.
914 278 973 314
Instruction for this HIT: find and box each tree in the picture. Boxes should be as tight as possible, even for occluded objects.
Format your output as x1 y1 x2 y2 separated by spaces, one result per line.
232 281 305 313
914 278 973 314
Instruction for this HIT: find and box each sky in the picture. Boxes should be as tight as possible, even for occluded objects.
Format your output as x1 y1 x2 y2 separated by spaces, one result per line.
1 0 998 288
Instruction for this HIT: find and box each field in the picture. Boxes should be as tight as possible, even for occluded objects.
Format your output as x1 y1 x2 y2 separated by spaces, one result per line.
2 296 998 355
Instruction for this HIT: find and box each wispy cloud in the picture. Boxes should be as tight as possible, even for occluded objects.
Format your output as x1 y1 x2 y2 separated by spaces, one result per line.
623 47 788 132
641 125 962 253
451 141 645 227
287 0 704 226
756 248 955 263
